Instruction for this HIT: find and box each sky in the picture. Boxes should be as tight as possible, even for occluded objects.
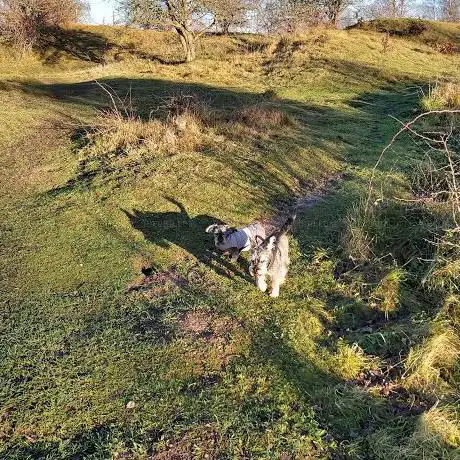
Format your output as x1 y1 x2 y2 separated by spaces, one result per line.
84 0 429 26
86 0 118 25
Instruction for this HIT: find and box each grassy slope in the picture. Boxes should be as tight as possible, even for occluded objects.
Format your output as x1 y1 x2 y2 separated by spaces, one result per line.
0 22 459 458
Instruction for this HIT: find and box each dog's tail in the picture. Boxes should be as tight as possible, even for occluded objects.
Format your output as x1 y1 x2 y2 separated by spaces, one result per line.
279 213 296 235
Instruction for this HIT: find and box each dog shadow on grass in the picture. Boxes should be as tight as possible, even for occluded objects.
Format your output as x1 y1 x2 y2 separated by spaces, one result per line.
124 197 252 281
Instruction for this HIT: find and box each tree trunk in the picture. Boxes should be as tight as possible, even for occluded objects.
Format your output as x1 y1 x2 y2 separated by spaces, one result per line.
328 9 339 27
221 20 230 35
175 26 196 62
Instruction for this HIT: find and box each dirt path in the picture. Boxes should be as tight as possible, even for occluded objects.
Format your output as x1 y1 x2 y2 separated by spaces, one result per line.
268 173 343 230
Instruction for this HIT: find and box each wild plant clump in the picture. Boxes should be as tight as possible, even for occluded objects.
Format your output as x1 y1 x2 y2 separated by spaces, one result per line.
0 0 85 50
73 90 211 187
368 406 460 458
424 228 460 293
87 110 203 157
422 82 460 111
404 327 460 396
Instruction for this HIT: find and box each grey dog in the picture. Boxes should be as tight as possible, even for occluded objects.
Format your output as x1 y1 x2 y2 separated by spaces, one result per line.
249 216 294 297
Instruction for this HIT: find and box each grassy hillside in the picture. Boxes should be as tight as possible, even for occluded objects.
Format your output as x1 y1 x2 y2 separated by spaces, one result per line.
0 21 459 459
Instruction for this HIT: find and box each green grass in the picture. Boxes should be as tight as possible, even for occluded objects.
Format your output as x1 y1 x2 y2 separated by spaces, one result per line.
0 20 459 458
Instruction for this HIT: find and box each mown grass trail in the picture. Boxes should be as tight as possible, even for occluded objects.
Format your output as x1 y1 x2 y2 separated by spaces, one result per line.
1 21 459 458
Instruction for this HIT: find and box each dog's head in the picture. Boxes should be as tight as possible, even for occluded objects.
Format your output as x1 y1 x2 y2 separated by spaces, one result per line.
249 235 276 276
205 224 238 250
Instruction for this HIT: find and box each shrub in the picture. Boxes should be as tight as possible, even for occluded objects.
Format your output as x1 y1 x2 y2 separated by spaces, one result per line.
0 0 84 50
435 41 457 55
410 156 451 201
353 18 427 36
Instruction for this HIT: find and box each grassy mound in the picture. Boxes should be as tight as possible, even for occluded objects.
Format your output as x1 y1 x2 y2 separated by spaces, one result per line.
352 19 460 51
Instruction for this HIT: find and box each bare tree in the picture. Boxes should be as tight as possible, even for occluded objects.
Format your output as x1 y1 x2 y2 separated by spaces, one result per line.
419 0 444 19
366 0 413 18
443 0 459 20
323 0 354 26
211 0 253 33
257 0 324 33
256 0 355 31
120 0 216 62
0 0 85 49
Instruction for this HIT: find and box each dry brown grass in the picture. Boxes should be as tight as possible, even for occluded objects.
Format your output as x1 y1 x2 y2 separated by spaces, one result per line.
87 90 213 158
162 93 213 122
232 104 294 130
403 327 460 396
422 81 460 110
370 406 460 458
342 201 374 261
91 109 204 156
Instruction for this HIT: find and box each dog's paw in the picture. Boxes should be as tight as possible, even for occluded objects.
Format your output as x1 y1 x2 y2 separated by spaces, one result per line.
257 280 268 292
270 289 280 298
230 251 240 262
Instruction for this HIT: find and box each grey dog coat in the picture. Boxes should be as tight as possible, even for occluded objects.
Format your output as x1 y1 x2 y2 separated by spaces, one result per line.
219 223 267 252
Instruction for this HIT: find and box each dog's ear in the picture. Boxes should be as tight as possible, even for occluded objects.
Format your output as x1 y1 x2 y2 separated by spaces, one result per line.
206 224 230 234
255 235 265 247
206 224 220 234
268 235 277 246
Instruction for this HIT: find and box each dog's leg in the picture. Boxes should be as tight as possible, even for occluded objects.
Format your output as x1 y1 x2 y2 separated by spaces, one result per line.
230 248 241 262
270 267 287 298
270 281 280 298
256 274 268 292
270 272 283 297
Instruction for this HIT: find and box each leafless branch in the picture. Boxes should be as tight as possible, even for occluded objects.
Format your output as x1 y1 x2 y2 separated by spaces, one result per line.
366 109 460 213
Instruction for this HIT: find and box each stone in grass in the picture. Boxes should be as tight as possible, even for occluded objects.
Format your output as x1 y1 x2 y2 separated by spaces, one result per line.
126 401 136 409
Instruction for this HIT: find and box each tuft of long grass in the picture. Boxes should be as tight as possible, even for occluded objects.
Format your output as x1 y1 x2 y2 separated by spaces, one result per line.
423 406 460 449
342 201 374 261
403 327 460 396
422 81 460 110
330 339 369 380
369 406 460 459
424 229 460 293
232 103 295 131
369 267 405 317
